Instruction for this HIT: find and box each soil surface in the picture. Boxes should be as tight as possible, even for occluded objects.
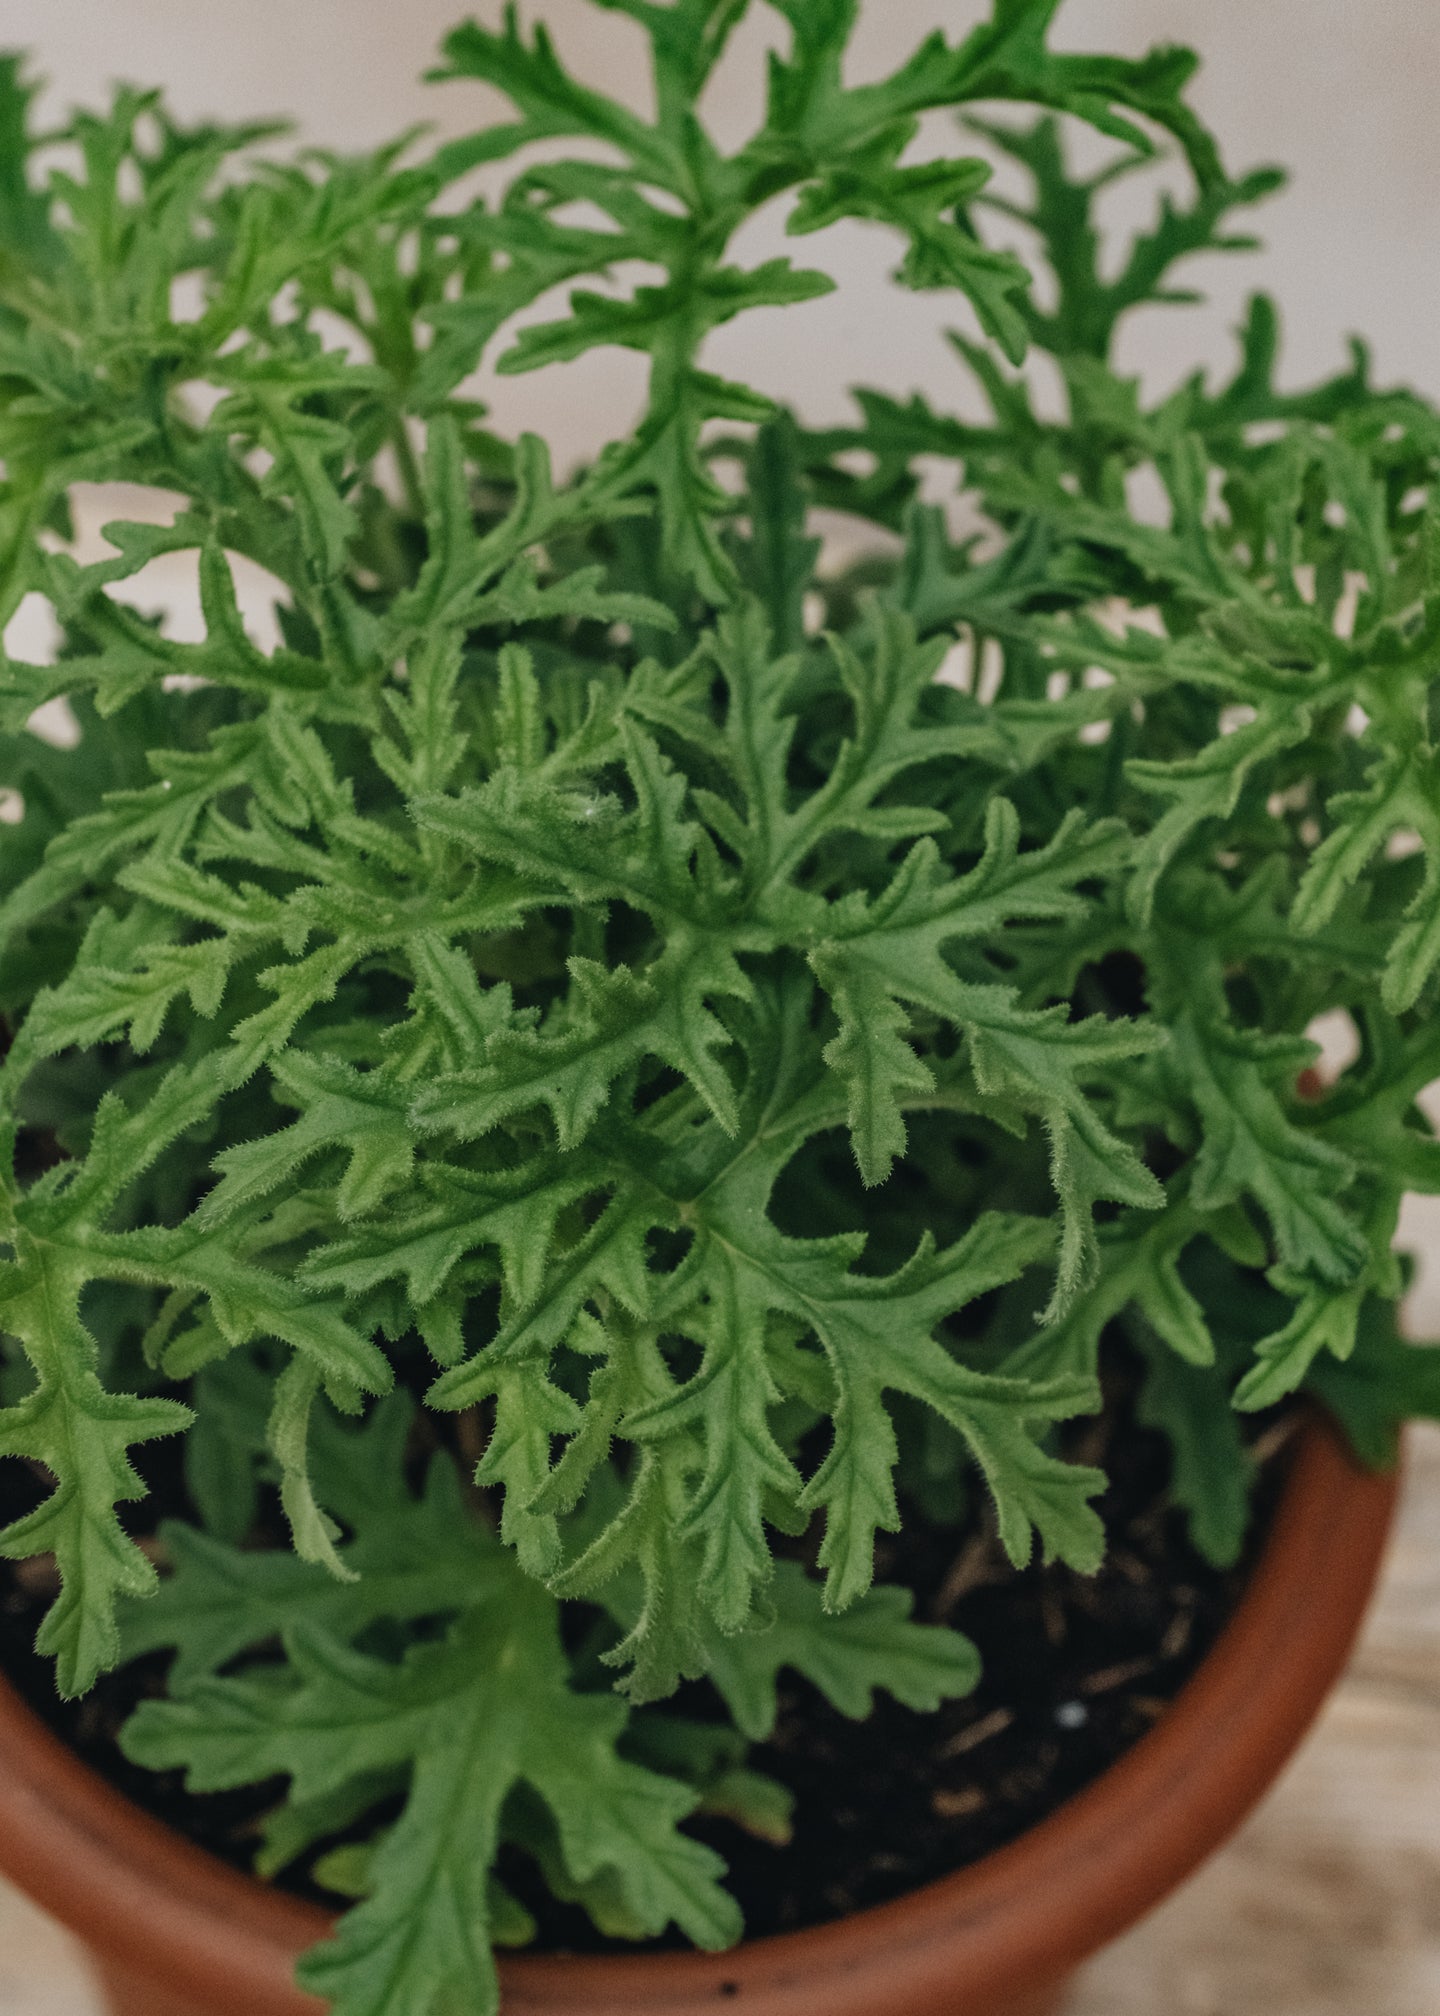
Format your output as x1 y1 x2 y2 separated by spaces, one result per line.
0 1370 1293 1949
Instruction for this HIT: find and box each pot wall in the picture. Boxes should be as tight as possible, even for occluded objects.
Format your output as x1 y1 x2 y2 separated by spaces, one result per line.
0 1416 1399 2016
94 1956 1068 2016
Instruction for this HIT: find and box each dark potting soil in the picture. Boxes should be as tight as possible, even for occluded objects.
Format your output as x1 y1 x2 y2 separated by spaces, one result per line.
0 1373 1295 1950
708 1403 1292 1940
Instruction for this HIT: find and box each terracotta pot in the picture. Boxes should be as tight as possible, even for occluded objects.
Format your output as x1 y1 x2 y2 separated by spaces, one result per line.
0 1413 1397 2016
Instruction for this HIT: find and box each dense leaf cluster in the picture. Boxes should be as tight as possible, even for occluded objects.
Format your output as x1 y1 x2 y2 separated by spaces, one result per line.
1 4 1438 2012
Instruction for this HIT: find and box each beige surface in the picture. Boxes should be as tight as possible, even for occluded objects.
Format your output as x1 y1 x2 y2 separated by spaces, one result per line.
1 1424 1437 2015
0 1882 101 2015
1069 1423 1440 2016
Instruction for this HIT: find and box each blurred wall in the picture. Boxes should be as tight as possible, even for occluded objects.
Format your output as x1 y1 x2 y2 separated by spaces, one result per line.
0 0 1434 463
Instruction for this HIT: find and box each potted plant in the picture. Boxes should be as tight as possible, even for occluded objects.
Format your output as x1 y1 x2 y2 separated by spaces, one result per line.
0 3 1433 2012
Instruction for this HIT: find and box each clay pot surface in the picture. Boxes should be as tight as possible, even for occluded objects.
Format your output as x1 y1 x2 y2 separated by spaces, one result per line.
0 1414 1397 2016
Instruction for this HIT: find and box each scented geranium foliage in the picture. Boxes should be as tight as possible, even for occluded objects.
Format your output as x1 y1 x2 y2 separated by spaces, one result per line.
0 2 1438 2012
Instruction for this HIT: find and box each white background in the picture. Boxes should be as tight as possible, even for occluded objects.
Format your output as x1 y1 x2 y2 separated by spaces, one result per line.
0 0 1434 460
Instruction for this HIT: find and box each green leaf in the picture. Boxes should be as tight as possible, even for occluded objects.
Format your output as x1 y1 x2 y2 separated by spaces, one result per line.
1309 1303 1440 1470
1134 1329 1251 1568
811 800 1162 1295
736 416 822 651
693 1094 1103 1597
1160 995 1369 1287
1011 1202 1218 1383
412 955 739 1148
1127 708 1313 925
704 1559 980 1741
199 1051 415 1227
1292 751 1440 1013
0 1231 190 1695
124 1596 740 2016
790 145 1030 360
626 1257 803 1635
120 1399 512 1687
469 1360 584 1578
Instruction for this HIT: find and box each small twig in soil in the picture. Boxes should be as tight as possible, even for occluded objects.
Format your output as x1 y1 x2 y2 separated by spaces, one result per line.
931 1786 988 1821
1249 1414 1303 1468
938 1707 1015 1759
1108 1548 1149 1587
1160 1604 1196 1661
930 1528 1003 1620
1080 1656 1157 1697
12 1553 60 1597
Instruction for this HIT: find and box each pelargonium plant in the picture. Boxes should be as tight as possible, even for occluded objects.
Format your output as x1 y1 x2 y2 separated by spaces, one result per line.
1 2 1438 2012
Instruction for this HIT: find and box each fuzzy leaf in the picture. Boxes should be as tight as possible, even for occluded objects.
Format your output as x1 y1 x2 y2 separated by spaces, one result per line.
704 1560 981 1741
124 1585 739 2016
0 1232 189 1695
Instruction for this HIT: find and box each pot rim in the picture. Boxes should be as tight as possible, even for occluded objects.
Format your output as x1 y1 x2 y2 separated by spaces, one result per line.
0 1409 1399 2015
